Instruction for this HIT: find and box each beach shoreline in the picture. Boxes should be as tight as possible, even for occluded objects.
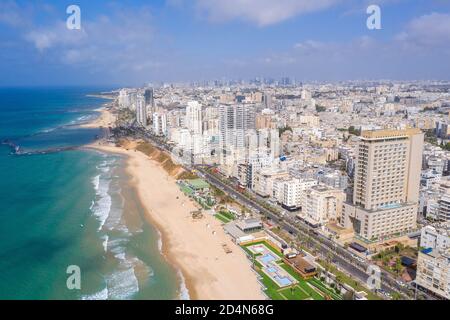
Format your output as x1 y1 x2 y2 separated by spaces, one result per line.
86 140 265 300
79 105 117 129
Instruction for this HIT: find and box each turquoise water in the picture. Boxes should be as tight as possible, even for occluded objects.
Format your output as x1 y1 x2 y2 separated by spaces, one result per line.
0 88 181 300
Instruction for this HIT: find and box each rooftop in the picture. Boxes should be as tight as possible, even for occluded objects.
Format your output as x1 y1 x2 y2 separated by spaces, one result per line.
361 128 422 140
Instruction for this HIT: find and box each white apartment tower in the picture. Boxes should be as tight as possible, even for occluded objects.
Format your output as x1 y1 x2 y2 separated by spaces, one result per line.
186 101 203 135
219 104 256 150
342 128 424 241
152 112 167 136
136 94 147 127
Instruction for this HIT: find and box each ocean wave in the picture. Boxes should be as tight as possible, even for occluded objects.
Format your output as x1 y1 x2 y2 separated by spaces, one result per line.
81 287 108 300
91 174 112 231
92 175 100 191
107 237 128 255
101 234 109 252
157 230 163 253
177 269 191 300
106 261 139 300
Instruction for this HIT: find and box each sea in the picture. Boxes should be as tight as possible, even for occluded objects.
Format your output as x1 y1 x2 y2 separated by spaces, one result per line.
0 87 184 300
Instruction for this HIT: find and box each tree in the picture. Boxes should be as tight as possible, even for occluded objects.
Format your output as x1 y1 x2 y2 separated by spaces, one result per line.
392 292 402 300
316 105 326 112
278 126 293 137
348 126 361 136
343 290 355 300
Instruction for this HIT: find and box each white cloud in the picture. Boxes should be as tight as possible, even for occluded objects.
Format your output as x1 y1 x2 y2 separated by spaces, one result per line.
19 6 168 80
396 12 450 48
259 11 450 80
0 0 32 28
194 0 340 26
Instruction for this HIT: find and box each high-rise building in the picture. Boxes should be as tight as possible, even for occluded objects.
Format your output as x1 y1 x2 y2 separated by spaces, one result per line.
118 89 130 109
144 88 154 108
136 94 147 127
342 128 424 240
219 104 256 150
263 93 273 109
186 101 203 135
152 112 167 136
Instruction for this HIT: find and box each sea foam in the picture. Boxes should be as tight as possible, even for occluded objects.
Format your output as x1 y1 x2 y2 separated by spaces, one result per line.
177 269 191 300
90 161 113 231
81 287 108 301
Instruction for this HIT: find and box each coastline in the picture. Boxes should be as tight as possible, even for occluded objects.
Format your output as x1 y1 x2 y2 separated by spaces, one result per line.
79 105 117 129
86 140 265 300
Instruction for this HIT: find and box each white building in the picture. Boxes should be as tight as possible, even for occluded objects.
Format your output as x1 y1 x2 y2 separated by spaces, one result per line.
186 101 202 135
416 225 450 299
136 94 147 127
275 178 318 211
302 185 345 226
152 112 167 136
420 225 450 252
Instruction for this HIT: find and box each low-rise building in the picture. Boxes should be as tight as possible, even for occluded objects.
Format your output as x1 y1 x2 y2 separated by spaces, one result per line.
416 224 450 299
302 185 345 226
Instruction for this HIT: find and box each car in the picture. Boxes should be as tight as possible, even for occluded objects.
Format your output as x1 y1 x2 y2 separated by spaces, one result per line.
396 280 406 287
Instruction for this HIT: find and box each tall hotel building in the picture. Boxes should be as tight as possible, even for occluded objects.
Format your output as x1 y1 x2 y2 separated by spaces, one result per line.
341 129 424 241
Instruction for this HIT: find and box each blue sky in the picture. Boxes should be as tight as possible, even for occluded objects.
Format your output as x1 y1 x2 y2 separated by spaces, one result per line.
0 0 449 86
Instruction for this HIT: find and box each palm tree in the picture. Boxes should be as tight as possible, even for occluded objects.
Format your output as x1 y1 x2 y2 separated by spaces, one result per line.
392 292 402 300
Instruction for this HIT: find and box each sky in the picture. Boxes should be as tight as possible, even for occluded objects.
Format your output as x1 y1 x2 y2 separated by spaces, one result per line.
0 0 450 86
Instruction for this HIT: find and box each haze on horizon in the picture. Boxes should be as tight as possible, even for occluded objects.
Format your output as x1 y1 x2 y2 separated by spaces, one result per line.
0 0 450 86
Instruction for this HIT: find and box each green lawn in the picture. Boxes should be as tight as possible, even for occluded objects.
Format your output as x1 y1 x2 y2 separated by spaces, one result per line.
278 260 341 300
279 286 311 300
214 213 232 223
219 210 235 221
318 260 381 300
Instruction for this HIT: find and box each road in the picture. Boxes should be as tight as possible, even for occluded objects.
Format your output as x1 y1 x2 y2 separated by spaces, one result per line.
123 126 437 300
195 166 407 299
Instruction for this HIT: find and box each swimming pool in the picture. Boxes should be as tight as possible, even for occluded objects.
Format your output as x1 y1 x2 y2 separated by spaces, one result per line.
274 276 293 287
266 266 278 273
260 253 277 264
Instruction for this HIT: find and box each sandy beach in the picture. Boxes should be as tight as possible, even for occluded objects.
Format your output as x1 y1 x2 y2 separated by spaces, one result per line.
87 141 265 300
80 106 116 128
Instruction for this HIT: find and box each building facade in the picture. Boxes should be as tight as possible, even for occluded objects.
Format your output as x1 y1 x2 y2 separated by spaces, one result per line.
341 128 424 241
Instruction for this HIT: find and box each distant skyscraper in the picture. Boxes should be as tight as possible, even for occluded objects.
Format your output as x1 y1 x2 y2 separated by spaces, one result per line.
136 94 147 127
144 88 154 108
186 101 203 135
342 128 424 240
263 93 273 109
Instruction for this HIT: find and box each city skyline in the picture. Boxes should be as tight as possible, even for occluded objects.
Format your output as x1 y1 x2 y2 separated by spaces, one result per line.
1 0 450 86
